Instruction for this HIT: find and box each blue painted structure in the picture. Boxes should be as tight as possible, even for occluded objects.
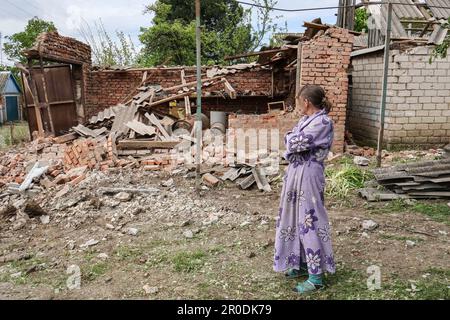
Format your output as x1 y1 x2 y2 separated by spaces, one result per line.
0 71 22 123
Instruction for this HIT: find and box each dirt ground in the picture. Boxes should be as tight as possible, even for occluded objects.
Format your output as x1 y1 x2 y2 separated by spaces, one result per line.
0 162 449 300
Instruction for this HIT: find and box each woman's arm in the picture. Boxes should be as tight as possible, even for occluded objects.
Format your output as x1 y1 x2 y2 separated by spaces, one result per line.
285 116 333 156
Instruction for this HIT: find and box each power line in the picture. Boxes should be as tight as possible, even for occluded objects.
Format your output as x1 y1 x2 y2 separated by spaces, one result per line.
0 6 30 20
22 0 41 12
4 0 37 18
236 1 450 12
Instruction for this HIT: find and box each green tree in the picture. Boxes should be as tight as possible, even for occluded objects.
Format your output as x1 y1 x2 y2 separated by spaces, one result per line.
138 0 281 66
430 18 450 63
78 19 139 67
3 17 57 64
354 8 369 33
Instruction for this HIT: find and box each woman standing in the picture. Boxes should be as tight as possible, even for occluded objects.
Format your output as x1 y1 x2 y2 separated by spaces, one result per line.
273 84 335 294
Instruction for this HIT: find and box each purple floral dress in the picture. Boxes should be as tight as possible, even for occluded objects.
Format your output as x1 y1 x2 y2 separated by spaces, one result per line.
273 109 336 275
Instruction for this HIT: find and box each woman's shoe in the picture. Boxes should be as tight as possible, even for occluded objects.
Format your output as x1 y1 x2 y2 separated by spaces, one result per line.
293 280 325 294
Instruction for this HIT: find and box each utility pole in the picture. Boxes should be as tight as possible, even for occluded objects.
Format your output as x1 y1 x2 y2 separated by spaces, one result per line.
195 0 202 186
376 2 392 168
0 32 3 66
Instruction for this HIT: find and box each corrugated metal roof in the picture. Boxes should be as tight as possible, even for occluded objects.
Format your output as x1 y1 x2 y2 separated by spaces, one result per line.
426 0 450 19
390 0 424 19
368 3 408 38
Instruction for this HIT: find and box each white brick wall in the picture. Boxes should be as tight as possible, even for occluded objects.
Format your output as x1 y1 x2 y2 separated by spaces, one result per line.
349 46 450 148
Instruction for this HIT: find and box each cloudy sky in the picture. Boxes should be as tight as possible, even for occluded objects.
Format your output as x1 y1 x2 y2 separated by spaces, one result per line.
0 0 339 65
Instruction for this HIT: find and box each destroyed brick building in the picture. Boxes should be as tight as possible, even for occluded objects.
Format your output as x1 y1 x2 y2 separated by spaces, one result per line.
347 0 450 149
20 26 353 155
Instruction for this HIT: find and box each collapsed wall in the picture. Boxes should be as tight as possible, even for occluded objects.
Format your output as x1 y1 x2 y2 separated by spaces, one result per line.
349 46 450 148
229 27 354 153
85 66 275 119
25 31 92 124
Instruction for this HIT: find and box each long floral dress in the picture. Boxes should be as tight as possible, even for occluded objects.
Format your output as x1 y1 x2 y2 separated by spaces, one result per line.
273 109 336 275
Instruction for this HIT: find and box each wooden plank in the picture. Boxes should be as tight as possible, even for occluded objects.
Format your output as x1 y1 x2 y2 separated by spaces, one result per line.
22 73 44 137
161 76 222 93
223 78 237 99
181 69 191 116
146 79 226 108
117 140 180 150
53 132 79 144
224 48 291 61
145 113 173 141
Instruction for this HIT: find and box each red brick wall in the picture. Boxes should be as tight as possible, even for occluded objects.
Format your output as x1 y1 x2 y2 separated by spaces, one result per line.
84 67 273 119
229 27 353 153
300 27 353 152
30 32 91 65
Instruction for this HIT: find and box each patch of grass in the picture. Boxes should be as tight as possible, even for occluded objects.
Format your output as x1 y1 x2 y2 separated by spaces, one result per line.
83 262 109 282
0 122 30 149
413 203 450 225
172 250 207 273
145 251 169 268
114 245 143 261
379 234 424 242
365 198 411 214
300 266 450 300
325 164 374 200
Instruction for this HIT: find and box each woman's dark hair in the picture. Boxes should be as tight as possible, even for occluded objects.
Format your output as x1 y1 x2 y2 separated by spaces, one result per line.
298 84 332 114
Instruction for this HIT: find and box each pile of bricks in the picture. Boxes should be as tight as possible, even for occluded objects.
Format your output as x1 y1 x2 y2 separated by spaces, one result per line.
0 153 27 186
63 138 108 170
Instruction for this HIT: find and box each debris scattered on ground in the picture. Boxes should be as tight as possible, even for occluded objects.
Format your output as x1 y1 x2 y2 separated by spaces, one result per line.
80 239 99 248
353 156 369 166
362 220 378 231
366 158 450 199
143 285 159 295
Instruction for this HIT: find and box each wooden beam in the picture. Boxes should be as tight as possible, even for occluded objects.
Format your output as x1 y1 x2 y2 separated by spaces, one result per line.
145 113 172 141
53 132 79 144
146 79 226 108
22 73 44 137
303 21 329 31
296 42 303 110
224 48 291 61
222 78 237 99
38 57 55 134
117 140 180 150
181 69 191 116
161 76 222 93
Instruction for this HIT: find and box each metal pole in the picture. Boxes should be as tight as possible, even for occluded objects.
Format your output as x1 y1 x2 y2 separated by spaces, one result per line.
195 0 202 184
376 2 392 168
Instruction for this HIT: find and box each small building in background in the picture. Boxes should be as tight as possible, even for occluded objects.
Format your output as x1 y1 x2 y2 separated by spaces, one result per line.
0 71 23 124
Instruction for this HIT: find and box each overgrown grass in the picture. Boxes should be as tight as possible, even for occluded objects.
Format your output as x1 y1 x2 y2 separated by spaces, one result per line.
325 164 374 200
0 122 30 149
83 262 109 282
172 250 207 273
413 203 450 225
367 199 450 225
304 266 449 300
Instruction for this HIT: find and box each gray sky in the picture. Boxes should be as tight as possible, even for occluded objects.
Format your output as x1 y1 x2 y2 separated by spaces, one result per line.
0 0 340 65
